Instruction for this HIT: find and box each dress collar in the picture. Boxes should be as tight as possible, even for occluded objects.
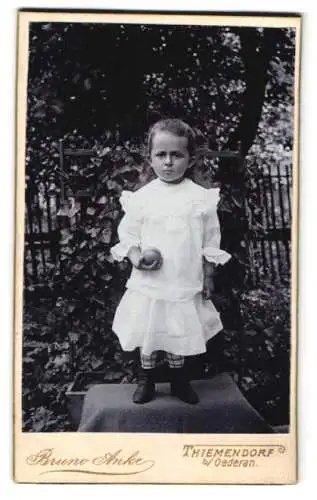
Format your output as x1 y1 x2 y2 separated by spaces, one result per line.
155 177 189 188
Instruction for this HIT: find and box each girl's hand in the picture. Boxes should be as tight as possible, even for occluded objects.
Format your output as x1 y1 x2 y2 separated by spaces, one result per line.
202 259 216 300
138 258 162 271
203 275 215 300
127 246 142 269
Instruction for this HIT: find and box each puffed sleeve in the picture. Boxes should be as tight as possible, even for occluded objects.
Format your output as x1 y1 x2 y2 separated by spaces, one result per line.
202 188 231 265
110 190 143 262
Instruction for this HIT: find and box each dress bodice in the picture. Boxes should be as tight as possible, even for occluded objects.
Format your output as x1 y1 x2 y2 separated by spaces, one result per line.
111 178 230 301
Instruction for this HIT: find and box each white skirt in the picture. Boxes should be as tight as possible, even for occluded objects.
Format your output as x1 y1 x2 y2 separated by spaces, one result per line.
112 289 223 356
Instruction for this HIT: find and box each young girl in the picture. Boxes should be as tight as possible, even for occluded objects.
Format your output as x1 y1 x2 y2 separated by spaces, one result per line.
111 119 231 405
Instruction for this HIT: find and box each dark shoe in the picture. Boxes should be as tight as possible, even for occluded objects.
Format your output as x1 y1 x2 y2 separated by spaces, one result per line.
170 367 199 405
133 368 155 404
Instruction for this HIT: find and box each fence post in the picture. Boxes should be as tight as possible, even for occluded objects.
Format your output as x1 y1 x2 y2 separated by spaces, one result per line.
59 138 66 204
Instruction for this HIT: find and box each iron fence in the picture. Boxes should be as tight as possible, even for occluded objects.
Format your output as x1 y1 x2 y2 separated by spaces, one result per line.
248 162 292 285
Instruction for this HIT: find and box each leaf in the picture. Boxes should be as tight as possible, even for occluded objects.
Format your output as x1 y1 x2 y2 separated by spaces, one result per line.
100 228 112 244
32 419 46 432
23 356 35 364
57 200 81 218
72 73 81 84
87 228 99 238
52 354 68 367
129 150 144 163
106 180 121 192
84 78 92 90
96 196 107 204
60 228 73 245
50 99 64 115
91 359 103 370
69 332 79 343
264 327 275 338
98 147 111 157
42 23 52 31
218 200 232 213
112 165 139 179
71 263 85 273
100 273 112 282
246 329 257 337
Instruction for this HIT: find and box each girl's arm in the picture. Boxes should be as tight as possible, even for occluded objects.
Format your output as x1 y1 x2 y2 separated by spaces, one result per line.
201 189 231 298
111 191 143 265
111 191 162 271
202 190 231 266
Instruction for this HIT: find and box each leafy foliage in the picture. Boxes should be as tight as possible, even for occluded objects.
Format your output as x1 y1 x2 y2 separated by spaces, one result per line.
23 22 295 431
239 281 291 424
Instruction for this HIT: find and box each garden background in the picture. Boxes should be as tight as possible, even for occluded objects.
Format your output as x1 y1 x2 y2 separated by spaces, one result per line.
22 21 295 431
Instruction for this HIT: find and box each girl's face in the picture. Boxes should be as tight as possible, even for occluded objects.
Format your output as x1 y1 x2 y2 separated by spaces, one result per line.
150 131 191 183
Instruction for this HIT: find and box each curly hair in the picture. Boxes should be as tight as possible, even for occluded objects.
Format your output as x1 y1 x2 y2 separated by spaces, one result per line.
146 118 197 157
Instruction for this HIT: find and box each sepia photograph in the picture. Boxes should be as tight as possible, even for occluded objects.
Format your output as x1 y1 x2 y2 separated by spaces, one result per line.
14 9 300 483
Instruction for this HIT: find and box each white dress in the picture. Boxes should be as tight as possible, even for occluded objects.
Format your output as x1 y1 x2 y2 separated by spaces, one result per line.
111 178 231 356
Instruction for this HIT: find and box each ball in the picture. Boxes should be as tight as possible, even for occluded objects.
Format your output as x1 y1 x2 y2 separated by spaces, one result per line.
141 247 163 267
